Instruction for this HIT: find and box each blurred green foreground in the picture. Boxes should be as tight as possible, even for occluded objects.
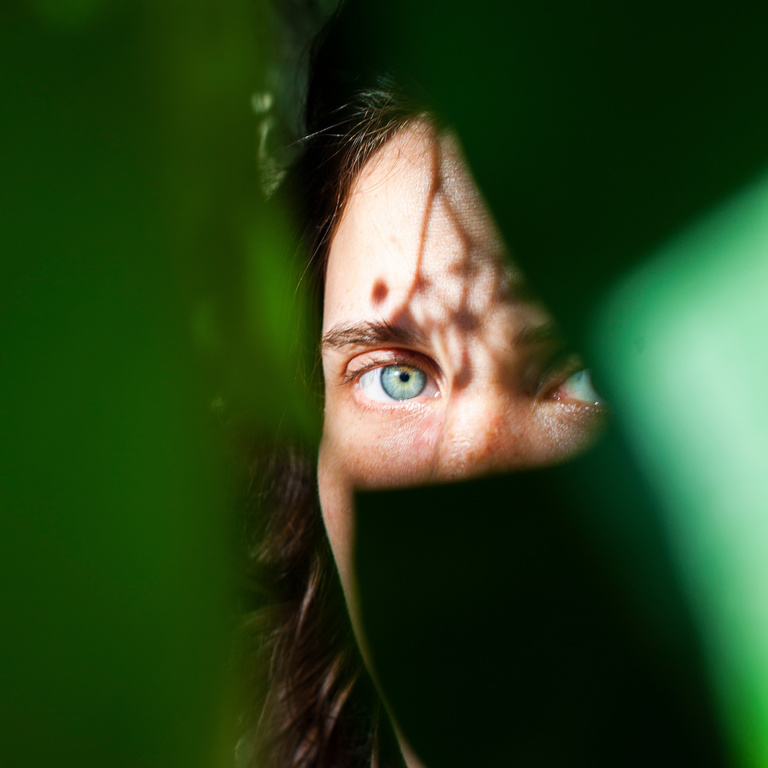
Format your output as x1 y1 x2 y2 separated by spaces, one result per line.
1 1 313 766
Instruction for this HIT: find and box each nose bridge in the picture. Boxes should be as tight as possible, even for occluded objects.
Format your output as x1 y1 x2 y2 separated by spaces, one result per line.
435 381 524 480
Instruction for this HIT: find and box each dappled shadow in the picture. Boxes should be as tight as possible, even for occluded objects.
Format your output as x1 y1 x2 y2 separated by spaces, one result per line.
372 125 547 400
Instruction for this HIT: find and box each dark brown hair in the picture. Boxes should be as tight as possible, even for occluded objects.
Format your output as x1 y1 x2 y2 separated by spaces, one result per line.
238 23 432 768
239 443 376 768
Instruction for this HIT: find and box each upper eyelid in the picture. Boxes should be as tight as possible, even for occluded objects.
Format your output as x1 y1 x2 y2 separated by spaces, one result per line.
534 350 585 396
516 338 582 395
342 348 441 385
340 356 391 385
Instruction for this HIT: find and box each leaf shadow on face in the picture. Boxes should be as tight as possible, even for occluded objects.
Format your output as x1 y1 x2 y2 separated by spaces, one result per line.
372 127 539 397
342 124 606 483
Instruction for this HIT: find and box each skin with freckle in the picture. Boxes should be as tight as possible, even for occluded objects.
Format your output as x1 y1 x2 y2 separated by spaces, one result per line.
371 280 389 303
318 121 605 604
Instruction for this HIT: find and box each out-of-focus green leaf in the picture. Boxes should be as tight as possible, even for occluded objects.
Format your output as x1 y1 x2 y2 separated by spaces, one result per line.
594 168 768 767
0 1 312 766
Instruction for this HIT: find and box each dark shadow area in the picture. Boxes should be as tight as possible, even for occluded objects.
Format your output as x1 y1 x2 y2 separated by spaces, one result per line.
321 0 768 348
356 424 729 767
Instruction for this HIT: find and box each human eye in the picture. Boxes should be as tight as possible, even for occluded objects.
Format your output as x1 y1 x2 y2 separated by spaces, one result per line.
534 348 606 407
350 356 440 404
548 368 604 406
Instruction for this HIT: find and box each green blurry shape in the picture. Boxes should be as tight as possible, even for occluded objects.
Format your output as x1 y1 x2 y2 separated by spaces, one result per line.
146 0 319 443
29 0 105 31
0 1 287 766
358 468 728 767
333 0 768 342
243 206 321 439
594 168 768 767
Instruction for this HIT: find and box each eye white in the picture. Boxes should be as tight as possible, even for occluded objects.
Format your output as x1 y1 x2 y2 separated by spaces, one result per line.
357 364 437 403
561 369 603 405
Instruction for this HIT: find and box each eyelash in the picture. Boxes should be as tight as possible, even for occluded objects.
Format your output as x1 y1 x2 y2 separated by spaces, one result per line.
343 349 441 407
344 353 435 383
534 349 583 396
342 356 397 385
343 348 603 406
535 349 604 405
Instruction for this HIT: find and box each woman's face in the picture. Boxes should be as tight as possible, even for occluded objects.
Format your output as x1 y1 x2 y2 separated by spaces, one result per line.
318 122 605 596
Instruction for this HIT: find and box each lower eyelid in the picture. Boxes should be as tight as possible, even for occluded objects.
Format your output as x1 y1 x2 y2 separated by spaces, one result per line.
550 369 605 406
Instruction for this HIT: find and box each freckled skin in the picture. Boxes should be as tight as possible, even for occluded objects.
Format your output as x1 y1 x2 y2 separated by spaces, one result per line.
318 121 604 618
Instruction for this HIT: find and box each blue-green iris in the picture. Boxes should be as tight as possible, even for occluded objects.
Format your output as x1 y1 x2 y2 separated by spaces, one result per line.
380 364 427 400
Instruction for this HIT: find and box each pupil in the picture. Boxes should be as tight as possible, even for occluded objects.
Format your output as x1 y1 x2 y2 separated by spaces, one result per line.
399 371 410 382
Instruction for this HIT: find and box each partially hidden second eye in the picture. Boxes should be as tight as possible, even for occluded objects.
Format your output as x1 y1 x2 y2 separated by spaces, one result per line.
359 364 427 401
557 369 604 405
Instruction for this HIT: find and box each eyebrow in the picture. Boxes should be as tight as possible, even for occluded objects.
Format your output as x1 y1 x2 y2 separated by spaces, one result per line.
321 320 428 351
514 321 562 348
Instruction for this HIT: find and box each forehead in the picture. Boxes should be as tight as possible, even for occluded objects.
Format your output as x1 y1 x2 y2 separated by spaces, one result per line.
322 122 516 332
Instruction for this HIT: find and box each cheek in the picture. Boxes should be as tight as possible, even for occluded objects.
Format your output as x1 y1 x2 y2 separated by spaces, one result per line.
317 412 440 604
524 402 608 466
317 443 351 567
322 406 443 491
